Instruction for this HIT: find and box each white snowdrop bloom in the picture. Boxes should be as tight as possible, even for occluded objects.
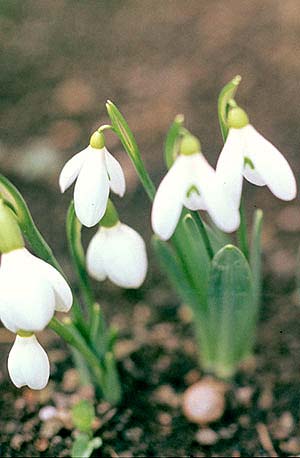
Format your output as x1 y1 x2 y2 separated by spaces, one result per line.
8 334 50 390
151 135 240 241
59 131 126 227
216 107 297 209
0 247 72 333
86 222 148 288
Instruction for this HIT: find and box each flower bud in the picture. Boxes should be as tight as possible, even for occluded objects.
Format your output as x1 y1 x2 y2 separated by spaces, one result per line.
0 200 24 253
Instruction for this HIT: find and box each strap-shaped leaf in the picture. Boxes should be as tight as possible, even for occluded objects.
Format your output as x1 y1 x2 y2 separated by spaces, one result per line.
250 209 263 310
207 244 254 376
218 75 242 141
164 114 184 169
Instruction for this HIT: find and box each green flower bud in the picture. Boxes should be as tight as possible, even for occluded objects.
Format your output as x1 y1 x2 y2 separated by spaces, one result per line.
0 200 24 253
89 131 105 149
227 107 249 129
100 199 119 228
180 134 201 156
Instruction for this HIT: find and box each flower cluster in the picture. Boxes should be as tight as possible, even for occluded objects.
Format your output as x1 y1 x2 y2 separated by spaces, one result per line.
152 107 296 240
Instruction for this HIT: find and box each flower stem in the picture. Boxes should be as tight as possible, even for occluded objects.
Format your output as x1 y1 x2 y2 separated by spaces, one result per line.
191 211 214 260
237 201 249 260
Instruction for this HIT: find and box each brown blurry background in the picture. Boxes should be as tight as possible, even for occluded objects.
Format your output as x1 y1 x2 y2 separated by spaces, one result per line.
0 0 300 288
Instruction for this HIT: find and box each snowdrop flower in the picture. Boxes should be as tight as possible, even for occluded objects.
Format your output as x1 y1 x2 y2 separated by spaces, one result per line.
216 106 297 209
86 200 147 288
59 130 126 227
0 247 73 333
8 333 50 390
151 134 240 241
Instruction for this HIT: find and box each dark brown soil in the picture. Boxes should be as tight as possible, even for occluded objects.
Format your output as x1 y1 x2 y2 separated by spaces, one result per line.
1 1 300 456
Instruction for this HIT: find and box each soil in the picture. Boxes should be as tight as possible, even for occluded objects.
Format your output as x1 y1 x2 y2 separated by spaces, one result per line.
1 1 300 456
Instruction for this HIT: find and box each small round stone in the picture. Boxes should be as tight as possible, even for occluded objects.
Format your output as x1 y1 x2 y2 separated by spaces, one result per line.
182 377 227 424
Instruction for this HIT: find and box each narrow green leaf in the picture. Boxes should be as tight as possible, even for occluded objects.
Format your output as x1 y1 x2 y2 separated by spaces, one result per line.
164 114 184 169
102 352 122 405
207 244 254 377
218 75 242 141
250 209 263 309
71 433 102 458
106 101 156 201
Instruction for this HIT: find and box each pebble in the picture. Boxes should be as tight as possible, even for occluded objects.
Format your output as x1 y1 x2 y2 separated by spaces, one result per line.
153 384 180 408
272 411 294 440
10 434 24 450
34 438 49 452
279 436 300 454
184 369 201 385
40 418 63 439
62 368 80 392
182 378 227 425
125 427 143 442
158 412 172 426
258 388 273 410
39 406 57 422
235 386 254 407
195 428 219 445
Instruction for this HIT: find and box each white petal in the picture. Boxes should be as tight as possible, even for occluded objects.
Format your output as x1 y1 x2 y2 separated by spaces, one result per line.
0 249 55 332
29 255 73 312
74 148 110 227
151 156 186 240
100 224 148 288
59 149 88 193
86 231 107 281
8 335 50 390
104 149 126 197
183 190 206 211
192 154 240 233
245 125 297 200
216 128 245 209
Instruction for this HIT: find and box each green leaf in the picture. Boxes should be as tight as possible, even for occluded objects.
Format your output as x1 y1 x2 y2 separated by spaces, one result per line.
71 400 95 434
71 433 102 458
250 209 263 309
164 114 184 169
102 352 122 405
218 75 242 141
106 101 156 201
207 245 254 377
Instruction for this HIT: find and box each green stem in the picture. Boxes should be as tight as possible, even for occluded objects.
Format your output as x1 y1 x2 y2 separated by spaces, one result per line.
191 211 214 260
237 201 249 260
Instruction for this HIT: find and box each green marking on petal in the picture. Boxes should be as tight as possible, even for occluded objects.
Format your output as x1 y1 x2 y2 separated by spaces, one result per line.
186 185 200 198
244 157 255 170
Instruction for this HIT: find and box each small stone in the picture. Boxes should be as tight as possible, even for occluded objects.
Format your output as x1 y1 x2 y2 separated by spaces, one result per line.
184 369 201 385
279 437 300 454
40 418 63 439
153 385 180 408
272 411 294 440
258 388 273 410
158 412 172 426
235 386 254 407
35 438 49 452
239 415 250 428
182 378 227 425
39 406 57 422
195 428 219 445
124 427 143 442
10 434 24 450
62 368 80 392
177 304 193 323
219 423 238 439
115 339 139 360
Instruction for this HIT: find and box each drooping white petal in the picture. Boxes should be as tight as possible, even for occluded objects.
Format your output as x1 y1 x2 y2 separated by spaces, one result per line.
59 149 88 193
192 154 240 233
243 159 266 186
151 156 187 240
8 335 50 390
244 125 297 201
216 128 245 209
74 148 110 227
98 223 148 288
104 149 126 197
29 254 73 312
183 189 206 211
86 230 107 281
0 249 55 332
